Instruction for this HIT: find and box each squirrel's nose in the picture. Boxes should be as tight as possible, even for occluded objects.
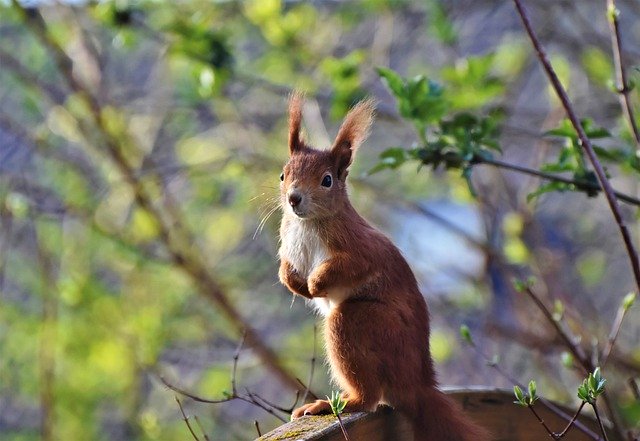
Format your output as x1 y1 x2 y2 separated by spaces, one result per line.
288 192 302 208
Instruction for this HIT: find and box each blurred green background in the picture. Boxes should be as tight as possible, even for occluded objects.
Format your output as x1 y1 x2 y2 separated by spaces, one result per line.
1 0 639 440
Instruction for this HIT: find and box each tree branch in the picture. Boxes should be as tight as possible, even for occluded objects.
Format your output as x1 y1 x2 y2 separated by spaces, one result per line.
523 287 590 372
513 3 636 436
476 157 640 207
600 297 633 368
512 0 640 298
463 326 601 440
175 396 203 441
605 0 640 152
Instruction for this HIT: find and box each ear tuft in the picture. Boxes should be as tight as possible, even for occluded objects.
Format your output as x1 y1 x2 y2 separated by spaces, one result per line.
288 91 305 155
331 98 376 178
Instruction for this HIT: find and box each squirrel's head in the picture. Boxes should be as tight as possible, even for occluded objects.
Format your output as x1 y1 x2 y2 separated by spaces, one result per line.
280 92 375 220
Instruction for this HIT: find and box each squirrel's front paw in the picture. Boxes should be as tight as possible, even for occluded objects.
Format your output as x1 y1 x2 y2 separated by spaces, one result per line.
307 278 327 298
291 400 332 419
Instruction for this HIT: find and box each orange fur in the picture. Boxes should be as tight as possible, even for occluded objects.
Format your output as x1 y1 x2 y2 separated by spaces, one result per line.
278 95 490 441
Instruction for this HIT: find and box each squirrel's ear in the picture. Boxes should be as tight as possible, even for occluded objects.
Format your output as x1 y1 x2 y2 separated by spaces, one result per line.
330 98 376 179
288 91 305 155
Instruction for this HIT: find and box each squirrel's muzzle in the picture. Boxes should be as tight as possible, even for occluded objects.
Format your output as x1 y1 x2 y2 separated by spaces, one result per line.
288 192 302 208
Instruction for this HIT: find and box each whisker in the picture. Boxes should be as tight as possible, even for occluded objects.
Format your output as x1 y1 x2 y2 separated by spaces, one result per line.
253 204 281 239
257 200 280 218
249 193 269 203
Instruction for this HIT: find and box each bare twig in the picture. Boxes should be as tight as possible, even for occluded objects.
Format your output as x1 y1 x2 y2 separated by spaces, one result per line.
629 378 640 400
161 376 288 423
592 403 611 441
526 404 560 440
336 413 350 441
300 325 318 406
464 331 601 440
556 401 587 439
254 420 262 438
523 287 589 372
193 416 211 441
296 378 318 401
605 0 640 151
230 332 246 396
175 396 202 441
601 300 631 367
526 401 588 440
521 286 625 437
245 389 300 415
162 377 233 405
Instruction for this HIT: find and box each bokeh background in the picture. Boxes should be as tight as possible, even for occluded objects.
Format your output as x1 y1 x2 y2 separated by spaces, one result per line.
1 1 639 440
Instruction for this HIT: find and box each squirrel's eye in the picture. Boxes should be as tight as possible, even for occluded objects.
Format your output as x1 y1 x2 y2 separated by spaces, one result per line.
280 172 284 182
321 174 332 188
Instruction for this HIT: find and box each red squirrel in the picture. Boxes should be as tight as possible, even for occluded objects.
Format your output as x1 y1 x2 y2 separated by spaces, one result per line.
278 93 489 441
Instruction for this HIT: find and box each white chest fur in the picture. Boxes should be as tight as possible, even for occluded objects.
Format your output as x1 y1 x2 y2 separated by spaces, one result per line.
280 218 329 279
280 218 347 315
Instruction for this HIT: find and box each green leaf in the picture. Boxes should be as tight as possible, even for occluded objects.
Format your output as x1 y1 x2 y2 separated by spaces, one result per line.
527 181 572 202
513 386 527 406
552 300 564 322
328 390 348 416
376 67 405 97
607 3 620 22
622 292 636 311
581 118 611 139
578 382 590 402
593 146 629 162
528 380 538 404
561 351 574 369
545 119 577 139
369 147 408 174
512 277 536 293
426 0 457 44
459 324 473 345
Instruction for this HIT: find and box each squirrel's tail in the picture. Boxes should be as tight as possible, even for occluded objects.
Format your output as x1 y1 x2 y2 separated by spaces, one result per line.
409 388 490 441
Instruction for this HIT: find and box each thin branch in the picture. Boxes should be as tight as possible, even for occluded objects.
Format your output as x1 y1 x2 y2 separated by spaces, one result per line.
526 404 560 440
335 413 351 441
556 401 587 438
513 0 640 298
175 396 202 441
296 378 318 401
628 378 640 400
193 416 211 441
592 403 611 441
513 5 638 435
477 157 640 207
231 332 246 396
300 325 318 405
464 330 601 440
160 375 288 423
245 389 300 415
254 420 262 438
606 0 640 152
161 377 233 405
523 287 590 373
600 300 631 367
